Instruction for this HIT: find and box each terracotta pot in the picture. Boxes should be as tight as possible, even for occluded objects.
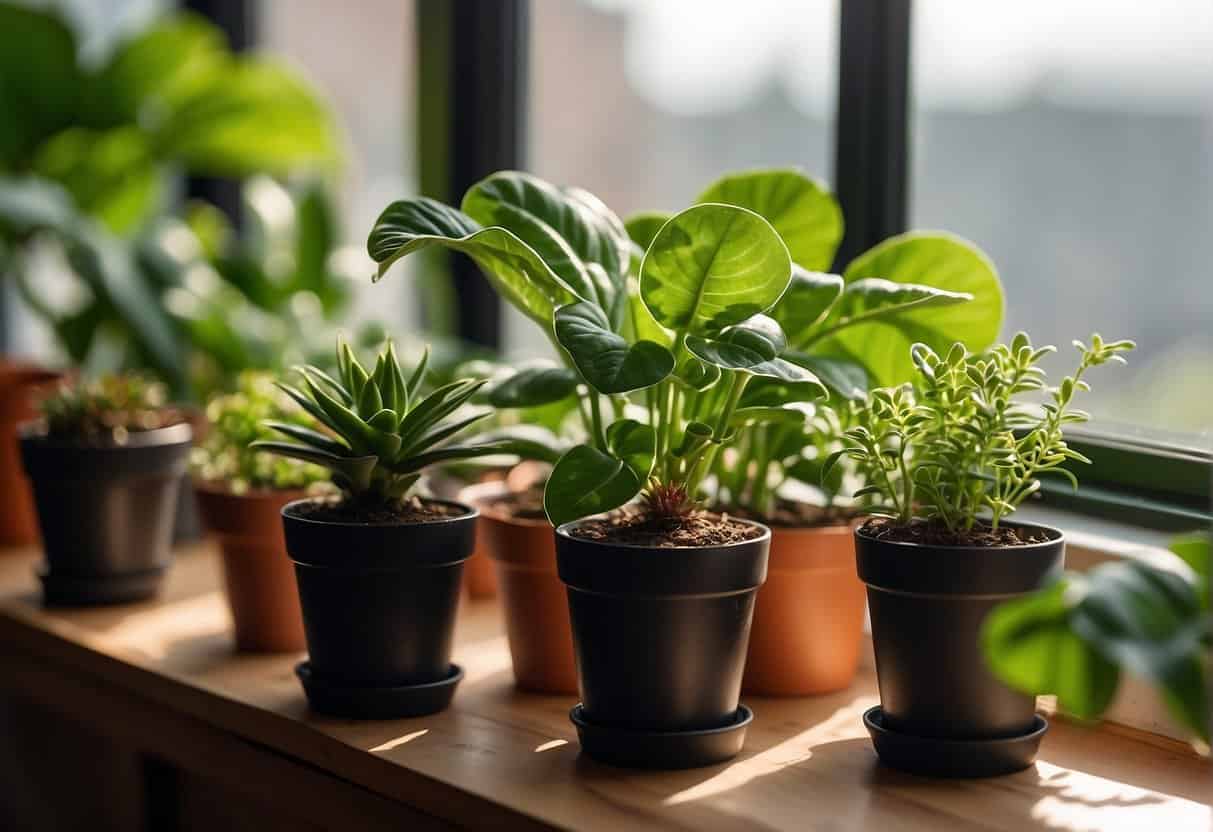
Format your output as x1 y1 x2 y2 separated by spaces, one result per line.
194 483 307 652
742 523 868 696
462 482 577 694
463 528 499 599
0 360 60 547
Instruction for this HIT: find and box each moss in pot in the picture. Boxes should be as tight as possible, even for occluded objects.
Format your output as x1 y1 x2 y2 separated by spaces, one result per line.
828 332 1134 777
254 337 506 718
191 372 334 652
19 375 192 605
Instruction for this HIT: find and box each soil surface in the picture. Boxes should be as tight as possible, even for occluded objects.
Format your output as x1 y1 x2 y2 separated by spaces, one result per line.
569 511 763 548
860 518 1053 547
485 484 547 521
726 500 859 528
295 495 466 525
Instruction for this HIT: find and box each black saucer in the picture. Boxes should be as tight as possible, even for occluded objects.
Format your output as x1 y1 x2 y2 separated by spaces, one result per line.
38 565 166 607
570 704 753 770
863 706 1047 778
295 662 463 719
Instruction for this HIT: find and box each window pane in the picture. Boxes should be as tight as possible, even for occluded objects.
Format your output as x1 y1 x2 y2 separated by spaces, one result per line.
911 1 1213 445
261 0 418 331
522 0 838 356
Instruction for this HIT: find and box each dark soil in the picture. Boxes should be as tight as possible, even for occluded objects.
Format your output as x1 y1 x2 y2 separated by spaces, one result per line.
295 495 467 525
569 511 762 548
485 483 547 520
860 518 1054 547
726 499 859 528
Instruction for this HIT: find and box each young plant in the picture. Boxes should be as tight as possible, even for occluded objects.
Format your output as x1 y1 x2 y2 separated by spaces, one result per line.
40 374 180 441
829 333 1135 533
190 371 332 494
252 338 505 508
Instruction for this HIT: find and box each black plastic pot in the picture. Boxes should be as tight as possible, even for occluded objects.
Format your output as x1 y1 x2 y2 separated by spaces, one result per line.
281 497 476 719
856 521 1065 777
555 520 769 769
19 422 193 606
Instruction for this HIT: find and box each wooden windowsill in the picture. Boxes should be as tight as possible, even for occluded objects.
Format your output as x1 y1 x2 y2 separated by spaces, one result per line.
0 542 1208 831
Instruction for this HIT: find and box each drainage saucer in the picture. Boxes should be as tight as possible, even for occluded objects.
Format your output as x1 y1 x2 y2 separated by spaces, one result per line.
570 704 752 770
295 662 463 720
863 705 1047 778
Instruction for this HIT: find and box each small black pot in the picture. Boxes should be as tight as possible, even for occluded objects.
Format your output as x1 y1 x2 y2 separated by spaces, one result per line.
281 497 476 719
19 422 193 606
856 522 1064 776
555 520 769 768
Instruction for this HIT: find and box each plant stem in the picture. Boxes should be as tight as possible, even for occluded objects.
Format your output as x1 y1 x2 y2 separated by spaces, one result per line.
589 392 607 451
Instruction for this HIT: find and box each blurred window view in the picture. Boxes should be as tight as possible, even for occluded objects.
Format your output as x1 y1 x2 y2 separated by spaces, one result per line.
911 0 1213 443
521 0 838 356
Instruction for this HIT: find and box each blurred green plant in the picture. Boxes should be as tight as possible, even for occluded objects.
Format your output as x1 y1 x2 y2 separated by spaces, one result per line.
984 532 1210 747
39 372 176 439
0 1 341 396
191 371 332 494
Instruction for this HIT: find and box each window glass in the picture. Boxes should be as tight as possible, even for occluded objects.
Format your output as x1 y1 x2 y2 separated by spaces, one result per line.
911 1 1213 444
523 0 838 356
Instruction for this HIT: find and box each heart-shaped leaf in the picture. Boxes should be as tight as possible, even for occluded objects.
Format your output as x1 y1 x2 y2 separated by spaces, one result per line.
462 171 628 309
818 232 1003 386
624 211 672 250
640 203 791 336
783 352 869 400
697 169 843 271
605 418 656 480
486 366 579 408
769 266 844 344
544 443 647 527
684 314 784 369
367 197 577 327
554 301 674 394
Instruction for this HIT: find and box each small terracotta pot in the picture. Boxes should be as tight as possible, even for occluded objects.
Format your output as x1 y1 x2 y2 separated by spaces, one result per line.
0 360 60 547
194 483 307 652
462 482 577 694
742 523 867 696
463 528 499 599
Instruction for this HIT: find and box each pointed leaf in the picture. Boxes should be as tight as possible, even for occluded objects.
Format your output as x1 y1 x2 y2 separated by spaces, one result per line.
544 444 645 527
554 302 674 394
486 366 579 408
769 266 844 344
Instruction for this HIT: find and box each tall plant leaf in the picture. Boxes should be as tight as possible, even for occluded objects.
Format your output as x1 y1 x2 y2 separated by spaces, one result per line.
0 4 80 170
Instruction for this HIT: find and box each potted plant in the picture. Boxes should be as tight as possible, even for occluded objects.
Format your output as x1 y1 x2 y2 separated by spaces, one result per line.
0 359 60 547
984 531 1209 748
369 178 838 766
627 168 1003 696
191 372 333 652
828 332 1134 777
19 375 192 604
253 338 504 718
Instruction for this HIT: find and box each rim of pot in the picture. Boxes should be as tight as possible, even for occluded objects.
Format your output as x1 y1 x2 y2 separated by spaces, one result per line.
18 419 193 449
555 515 771 550
281 495 479 527
459 480 551 528
854 519 1064 551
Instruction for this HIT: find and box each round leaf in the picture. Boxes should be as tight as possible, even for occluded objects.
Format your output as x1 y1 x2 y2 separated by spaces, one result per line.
639 203 791 336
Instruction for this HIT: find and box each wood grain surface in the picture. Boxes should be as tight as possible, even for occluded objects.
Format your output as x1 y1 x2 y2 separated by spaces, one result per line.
0 543 1209 831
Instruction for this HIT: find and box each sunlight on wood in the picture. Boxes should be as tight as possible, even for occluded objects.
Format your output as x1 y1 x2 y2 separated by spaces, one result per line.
534 739 568 753
662 696 879 807
370 730 429 753
99 591 229 660
1030 764 1210 831
455 635 513 684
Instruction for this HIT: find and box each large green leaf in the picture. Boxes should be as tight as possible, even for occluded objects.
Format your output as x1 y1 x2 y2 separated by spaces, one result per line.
0 4 80 170
820 232 1004 386
624 211 672 250
554 301 674 394
83 12 226 126
478 424 569 465
768 266 843 343
155 60 338 176
544 435 652 527
640 203 791 336
462 171 626 308
697 169 843 271
783 353 869 400
367 197 576 326
685 314 825 391
486 365 580 408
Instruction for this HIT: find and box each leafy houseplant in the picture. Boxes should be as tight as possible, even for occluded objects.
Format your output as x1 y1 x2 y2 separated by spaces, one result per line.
655 169 1004 697
0 3 339 395
985 532 1210 748
832 334 1134 777
18 375 192 605
191 373 331 652
255 338 504 718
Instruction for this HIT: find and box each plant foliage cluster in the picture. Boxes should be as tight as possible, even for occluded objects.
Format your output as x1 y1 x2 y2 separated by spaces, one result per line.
40 374 176 440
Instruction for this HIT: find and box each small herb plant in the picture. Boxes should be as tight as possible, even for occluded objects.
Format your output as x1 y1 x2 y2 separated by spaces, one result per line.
40 375 180 441
828 333 1134 535
190 372 332 494
252 338 505 509
366 169 1004 529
